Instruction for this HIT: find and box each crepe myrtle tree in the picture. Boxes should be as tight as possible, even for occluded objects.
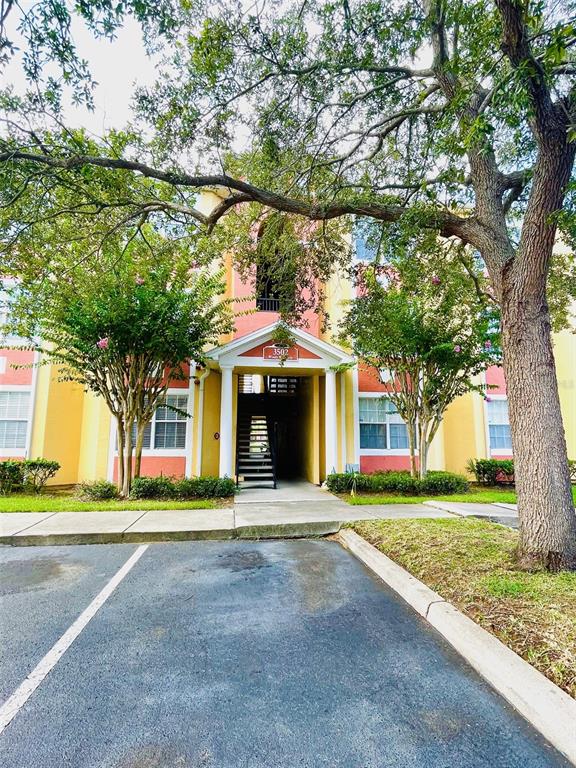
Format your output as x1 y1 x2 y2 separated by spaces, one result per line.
0 1 575 567
9 241 232 496
340 250 501 479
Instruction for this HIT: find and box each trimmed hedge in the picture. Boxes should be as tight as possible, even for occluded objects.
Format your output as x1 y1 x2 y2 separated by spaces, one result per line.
0 460 25 495
0 458 60 495
130 475 236 500
77 479 119 501
467 458 514 485
468 458 576 486
326 470 468 496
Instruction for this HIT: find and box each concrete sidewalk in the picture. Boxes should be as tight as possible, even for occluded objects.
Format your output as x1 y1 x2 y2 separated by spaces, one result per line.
0 500 456 546
423 500 520 529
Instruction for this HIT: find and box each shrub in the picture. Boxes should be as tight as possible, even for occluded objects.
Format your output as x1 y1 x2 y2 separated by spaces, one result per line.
77 479 119 501
130 475 236 500
173 476 236 499
130 475 175 499
421 471 469 494
467 458 514 485
22 458 61 493
326 470 468 496
0 460 25 495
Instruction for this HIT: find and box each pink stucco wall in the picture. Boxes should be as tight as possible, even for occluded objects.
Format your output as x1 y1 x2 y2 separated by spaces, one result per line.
0 348 34 386
360 455 413 473
486 365 507 394
113 456 186 481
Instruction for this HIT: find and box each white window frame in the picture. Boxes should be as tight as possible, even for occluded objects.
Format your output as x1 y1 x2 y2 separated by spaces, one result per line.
358 391 412 456
485 394 513 456
114 389 190 458
0 385 33 457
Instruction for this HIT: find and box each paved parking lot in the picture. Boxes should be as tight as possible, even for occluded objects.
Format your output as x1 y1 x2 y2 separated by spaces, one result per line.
0 540 569 767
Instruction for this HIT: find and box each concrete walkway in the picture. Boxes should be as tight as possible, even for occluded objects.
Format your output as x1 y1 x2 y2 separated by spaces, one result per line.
1 485 529 546
0 495 457 546
424 500 520 529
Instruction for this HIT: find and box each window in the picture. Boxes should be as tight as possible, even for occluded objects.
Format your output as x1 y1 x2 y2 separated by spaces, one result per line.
0 391 30 449
255 217 296 312
154 395 188 449
487 399 512 451
122 394 189 452
255 258 281 312
354 218 380 263
359 397 409 451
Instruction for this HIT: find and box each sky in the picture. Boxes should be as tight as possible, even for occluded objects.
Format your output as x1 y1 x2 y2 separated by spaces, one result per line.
2 6 158 136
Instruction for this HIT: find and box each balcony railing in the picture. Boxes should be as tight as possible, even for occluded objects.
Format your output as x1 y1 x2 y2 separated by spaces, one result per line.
256 296 280 312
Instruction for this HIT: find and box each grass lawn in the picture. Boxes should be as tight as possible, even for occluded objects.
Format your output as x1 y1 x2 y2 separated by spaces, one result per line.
344 484 576 506
351 517 576 698
0 493 220 513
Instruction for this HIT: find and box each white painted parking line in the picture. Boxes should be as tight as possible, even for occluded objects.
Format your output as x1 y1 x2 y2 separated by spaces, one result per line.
0 544 149 735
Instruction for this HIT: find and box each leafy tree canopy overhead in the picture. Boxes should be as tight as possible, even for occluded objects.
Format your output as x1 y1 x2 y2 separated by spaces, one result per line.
2 0 576 565
0 0 574 327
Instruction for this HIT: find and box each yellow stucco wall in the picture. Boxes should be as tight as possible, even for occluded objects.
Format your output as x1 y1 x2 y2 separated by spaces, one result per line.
299 376 320 484
554 329 576 459
344 369 357 467
442 390 488 476
76 392 111 482
427 420 445 471
30 363 84 485
201 371 221 476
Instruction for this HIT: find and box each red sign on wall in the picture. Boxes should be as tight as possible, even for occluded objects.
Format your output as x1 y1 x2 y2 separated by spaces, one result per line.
263 345 299 361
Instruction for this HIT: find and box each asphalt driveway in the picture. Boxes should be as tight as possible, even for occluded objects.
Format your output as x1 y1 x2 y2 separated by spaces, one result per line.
0 539 569 767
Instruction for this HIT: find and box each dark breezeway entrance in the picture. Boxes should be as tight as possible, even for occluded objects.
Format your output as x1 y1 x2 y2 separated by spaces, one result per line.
236 375 311 488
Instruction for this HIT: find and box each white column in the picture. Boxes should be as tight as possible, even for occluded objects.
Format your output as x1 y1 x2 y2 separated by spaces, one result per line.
325 369 337 476
340 373 347 472
185 362 196 477
219 365 234 478
352 365 360 465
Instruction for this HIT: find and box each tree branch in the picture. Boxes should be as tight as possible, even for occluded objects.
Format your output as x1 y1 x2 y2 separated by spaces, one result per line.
0 149 478 242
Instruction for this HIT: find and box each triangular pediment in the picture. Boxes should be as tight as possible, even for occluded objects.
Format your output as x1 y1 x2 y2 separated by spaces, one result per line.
205 323 354 369
239 342 321 360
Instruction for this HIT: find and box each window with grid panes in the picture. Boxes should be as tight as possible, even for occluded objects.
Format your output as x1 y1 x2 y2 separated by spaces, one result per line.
359 397 409 450
154 394 188 449
487 399 512 450
121 394 188 452
0 391 30 449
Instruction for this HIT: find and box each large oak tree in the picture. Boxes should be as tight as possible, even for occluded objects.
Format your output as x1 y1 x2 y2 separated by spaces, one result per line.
0 0 575 568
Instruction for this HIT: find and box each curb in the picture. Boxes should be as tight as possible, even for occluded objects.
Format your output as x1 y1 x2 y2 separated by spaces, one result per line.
0 521 341 547
338 528 576 765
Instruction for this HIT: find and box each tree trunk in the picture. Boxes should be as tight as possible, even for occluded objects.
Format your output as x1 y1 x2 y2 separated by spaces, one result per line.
407 421 418 479
500 286 576 571
122 421 133 498
116 417 125 494
134 421 147 479
418 422 429 480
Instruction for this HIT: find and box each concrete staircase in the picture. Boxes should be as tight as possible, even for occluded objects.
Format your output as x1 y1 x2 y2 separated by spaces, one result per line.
236 414 276 489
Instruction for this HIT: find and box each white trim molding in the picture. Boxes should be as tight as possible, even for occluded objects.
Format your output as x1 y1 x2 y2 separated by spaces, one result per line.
357 390 415 457
485 393 513 457
205 322 355 371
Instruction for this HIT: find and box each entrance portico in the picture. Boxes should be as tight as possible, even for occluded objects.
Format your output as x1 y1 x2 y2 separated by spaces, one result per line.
205 324 358 483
